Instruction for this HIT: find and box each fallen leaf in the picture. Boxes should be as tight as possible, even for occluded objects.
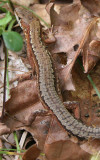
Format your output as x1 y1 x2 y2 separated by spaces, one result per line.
0 123 10 135
23 144 41 160
5 79 39 114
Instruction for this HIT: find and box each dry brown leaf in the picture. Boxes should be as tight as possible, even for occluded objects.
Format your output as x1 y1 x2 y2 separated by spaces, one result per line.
12 0 38 7
83 40 100 73
22 144 41 160
82 17 100 73
44 118 90 160
5 79 39 114
58 65 76 91
48 2 92 90
80 139 100 155
0 123 10 135
44 141 91 160
81 0 100 16
30 4 51 26
48 1 100 90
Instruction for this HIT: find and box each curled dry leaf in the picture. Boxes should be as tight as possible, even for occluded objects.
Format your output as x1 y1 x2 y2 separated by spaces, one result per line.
83 40 100 73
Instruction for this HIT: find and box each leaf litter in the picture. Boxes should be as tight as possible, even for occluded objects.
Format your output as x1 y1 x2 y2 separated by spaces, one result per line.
0 0 100 160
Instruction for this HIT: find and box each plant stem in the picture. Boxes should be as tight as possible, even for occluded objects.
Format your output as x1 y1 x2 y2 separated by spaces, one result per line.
1 46 7 120
13 132 22 160
6 49 10 99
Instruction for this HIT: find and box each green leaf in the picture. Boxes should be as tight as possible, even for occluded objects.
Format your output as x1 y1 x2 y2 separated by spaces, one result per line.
0 6 8 12
0 2 5 7
0 28 3 35
2 31 23 52
0 11 12 26
0 0 9 7
0 0 9 2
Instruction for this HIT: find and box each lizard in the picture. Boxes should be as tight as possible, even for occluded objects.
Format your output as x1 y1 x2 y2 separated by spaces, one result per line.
14 7 100 139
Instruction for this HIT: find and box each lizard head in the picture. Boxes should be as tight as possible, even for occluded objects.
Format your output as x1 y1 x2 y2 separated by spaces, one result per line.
14 7 34 27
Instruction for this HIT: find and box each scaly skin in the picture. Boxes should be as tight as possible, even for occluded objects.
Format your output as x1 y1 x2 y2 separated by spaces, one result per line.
15 7 100 139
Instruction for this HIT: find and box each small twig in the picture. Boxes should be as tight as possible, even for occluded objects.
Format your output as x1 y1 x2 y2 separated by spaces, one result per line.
1 136 16 148
1 47 7 121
